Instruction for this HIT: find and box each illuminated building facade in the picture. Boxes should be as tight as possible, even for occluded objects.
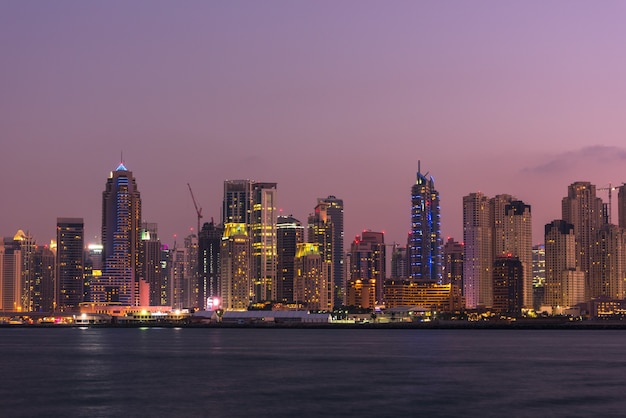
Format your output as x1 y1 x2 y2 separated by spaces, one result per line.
346 279 376 309
32 245 55 312
544 220 584 309
140 223 163 306
463 192 493 308
319 196 344 306
222 180 277 303
276 215 304 303
348 231 385 305
383 280 461 311
198 221 223 310
13 230 36 311
307 204 335 307
532 244 546 310
294 243 331 311
503 200 533 308
56 218 84 311
562 182 604 301
591 224 626 300
93 163 142 305
220 223 251 310
408 163 442 283
0 238 22 311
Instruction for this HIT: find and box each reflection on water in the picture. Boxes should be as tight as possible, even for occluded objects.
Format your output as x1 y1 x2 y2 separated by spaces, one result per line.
1 328 626 417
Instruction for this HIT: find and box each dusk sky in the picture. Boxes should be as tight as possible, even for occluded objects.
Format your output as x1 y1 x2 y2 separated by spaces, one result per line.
3 1 626 248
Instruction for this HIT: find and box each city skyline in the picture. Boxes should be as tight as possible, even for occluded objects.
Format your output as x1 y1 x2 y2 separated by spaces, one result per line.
3 2 626 248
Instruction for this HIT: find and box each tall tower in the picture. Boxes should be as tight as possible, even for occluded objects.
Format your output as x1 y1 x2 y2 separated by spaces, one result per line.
462 192 492 308
220 223 251 310
140 223 162 306
503 200 533 308
94 162 142 305
294 243 331 311
591 224 626 300
443 238 464 302
562 182 603 301
307 198 343 308
408 163 442 282
198 221 223 310
0 238 22 311
276 215 304 303
56 218 84 311
544 220 584 309
316 196 344 306
222 180 277 303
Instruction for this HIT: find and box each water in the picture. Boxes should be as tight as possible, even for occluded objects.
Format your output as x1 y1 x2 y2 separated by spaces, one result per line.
2 327 625 417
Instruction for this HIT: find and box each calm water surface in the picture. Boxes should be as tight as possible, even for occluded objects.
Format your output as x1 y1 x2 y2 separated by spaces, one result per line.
1 327 625 417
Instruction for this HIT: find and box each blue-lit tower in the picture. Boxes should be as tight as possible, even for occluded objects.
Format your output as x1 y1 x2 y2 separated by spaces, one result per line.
408 162 442 282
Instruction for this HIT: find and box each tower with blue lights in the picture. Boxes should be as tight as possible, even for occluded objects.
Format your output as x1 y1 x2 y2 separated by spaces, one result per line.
408 161 442 282
92 161 142 306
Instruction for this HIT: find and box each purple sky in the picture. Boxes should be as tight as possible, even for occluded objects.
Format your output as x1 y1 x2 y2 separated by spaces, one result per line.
2 1 626 248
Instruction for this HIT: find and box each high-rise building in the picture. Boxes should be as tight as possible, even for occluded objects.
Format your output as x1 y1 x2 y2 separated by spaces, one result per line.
294 243 331 311
503 200 533 308
220 223 251 310
591 224 626 300
94 162 142 305
532 244 546 310
308 204 335 307
618 184 626 230
33 245 55 312
13 230 36 312
492 255 524 317
544 220 584 309
0 238 22 311
562 182 604 301
276 215 304 303
308 196 344 306
463 192 493 309
390 245 407 279
56 218 84 311
198 221 223 310
140 223 162 306
222 180 277 303
348 231 385 305
443 238 463 302
464 193 533 309
408 163 442 282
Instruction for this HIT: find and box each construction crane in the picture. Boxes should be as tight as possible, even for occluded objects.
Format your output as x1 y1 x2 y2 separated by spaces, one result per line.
598 183 621 225
187 183 203 236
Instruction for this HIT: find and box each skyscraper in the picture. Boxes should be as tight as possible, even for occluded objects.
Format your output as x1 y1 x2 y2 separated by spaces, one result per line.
503 200 533 308
544 220 584 309
198 221 223 310
220 223 251 310
140 222 162 306
0 238 22 311
562 182 604 301
463 192 492 309
348 231 385 305
443 238 464 302
492 255 524 317
222 180 277 303
13 230 36 312
408 163 442 282
276 215 304 303
56 218 84 311
93 162 142 305
309 196 344 306
294 243 331 311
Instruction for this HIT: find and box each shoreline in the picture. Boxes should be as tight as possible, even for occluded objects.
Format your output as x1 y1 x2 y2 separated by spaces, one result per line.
5 319 626 330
